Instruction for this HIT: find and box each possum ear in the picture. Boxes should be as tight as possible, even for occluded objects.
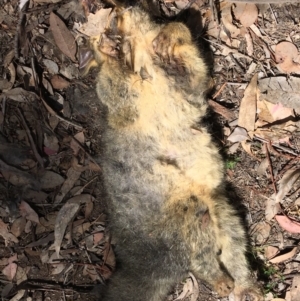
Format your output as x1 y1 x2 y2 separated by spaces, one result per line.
79 46 98 76
201 210 210 230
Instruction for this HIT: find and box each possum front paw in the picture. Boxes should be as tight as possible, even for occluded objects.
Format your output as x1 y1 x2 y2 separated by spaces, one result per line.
152 22 192 63
214 275 235 297
233 285 264 301
98 33 121 57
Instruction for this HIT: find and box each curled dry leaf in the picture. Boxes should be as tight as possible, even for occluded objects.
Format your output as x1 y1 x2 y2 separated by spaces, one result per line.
76 8 112 36
233 3 258 27
265 246 279 260
175 273 199 301
70 131 85 155
238 74 257 132
49 252 65 275
257 99 294 123
102 241 116 280
269 247 297 264
0 218 19 244
1 87 37 102
53 201 80 256
19 201 40 224
275 42 300 74
50 12 76 62
2 254 18 281
2 263 17 281
54 166 82 204
258 76 300 115
221 3 240 39
83 264 102 282
275 215 300 234
227 126 248 143
275 169 300 204
43 59 59 74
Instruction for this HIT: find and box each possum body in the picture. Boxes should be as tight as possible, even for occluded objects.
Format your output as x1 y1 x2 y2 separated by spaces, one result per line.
86 5 263 301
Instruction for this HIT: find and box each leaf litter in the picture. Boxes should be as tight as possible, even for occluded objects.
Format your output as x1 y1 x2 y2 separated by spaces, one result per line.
1 0 300 300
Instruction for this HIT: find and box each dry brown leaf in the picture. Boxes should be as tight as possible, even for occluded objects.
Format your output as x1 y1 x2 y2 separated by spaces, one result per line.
222 3 240 38
1 254 17 282
265 196 280 221
76 8 112 36
10 217 26 238
275 169 300 204
269 247 297 264
208 99 235 121
275 215 300 234
257 99 294 123
238 74 257 132
271 299 285 301
83 264 102 281
93 232 104 246
2 254 17 281
43 59 59 74
290 275 300 301
53 201 80 256
275 42 300 74
233 3 258 27
258 76 300 115
0 218 19 244
51 75 70 90
50 12 76 62
0 159 39 189
227 126 248 143
40 170 64 189
253 120 297 144
48 252 65 275
19 201 40 224
1 87 37 102
70 131 85 155
256 158 268 176
53 194 94 255
102 241 116 279
241 141 256 158
175 272 199 301
265 246 279 260
54 166 82 204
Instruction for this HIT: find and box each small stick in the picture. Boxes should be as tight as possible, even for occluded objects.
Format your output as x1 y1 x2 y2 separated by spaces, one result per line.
17 108 44 168
212 82 227 99
264 142 277 194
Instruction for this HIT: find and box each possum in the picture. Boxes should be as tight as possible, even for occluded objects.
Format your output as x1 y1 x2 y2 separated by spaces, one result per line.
82 3 264 301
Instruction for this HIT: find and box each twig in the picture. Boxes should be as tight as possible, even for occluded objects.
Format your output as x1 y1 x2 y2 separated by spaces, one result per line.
212 82 227 99
264 142 277 194
269 4 278 24
17 108 44 168
1 96 6 133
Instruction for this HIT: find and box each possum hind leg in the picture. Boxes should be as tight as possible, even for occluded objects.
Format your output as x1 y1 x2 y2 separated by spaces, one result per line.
214 195 264 301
